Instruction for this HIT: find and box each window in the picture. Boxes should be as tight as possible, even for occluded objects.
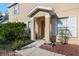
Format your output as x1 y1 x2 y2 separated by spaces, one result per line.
28 21 31 33
57 17 68 35
67 16 77 37
57 16 77 37
13 4 19 15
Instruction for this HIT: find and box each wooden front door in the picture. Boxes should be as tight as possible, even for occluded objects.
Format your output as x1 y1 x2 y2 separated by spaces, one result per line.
40 19 45 39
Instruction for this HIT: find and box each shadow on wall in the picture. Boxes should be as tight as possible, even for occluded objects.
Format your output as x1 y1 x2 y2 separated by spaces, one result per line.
50 35 56 43
50 18 73 44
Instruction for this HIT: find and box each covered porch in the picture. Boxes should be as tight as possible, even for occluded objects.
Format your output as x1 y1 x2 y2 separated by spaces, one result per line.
27 6 57 43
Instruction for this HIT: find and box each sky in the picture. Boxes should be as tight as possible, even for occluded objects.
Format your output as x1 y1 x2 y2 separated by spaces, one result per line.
0 3 8 14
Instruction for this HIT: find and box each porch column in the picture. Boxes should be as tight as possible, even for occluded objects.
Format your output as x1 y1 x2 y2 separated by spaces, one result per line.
45 14 51 43
31 18 35 40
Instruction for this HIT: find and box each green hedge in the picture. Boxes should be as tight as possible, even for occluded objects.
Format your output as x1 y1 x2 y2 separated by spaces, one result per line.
0 22 31 50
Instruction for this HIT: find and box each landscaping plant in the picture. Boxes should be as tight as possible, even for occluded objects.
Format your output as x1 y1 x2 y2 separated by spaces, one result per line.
58 28 70 45
0 22 31 50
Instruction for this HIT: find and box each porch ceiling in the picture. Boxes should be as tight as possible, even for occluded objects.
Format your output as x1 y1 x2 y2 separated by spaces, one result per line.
27 6 56 17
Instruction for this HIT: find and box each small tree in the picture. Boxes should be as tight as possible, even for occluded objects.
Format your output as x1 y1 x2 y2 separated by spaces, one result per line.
3 12 8 20
58 28 70 45
0 11 3 21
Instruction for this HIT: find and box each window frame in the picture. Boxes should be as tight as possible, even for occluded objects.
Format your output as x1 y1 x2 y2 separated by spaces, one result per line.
13 4 19 15
57 17 69 35
57 16 77 38
28 21 31 33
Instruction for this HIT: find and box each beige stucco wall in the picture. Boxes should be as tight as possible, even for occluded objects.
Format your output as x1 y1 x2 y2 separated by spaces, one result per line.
8 3 79 45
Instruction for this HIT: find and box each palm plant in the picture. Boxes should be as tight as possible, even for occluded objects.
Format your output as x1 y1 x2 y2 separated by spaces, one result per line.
58 28 70 45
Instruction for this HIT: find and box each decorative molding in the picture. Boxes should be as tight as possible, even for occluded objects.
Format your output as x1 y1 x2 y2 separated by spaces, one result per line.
27 6 56 17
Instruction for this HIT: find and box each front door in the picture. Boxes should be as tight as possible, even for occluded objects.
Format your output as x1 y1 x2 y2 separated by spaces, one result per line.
35 16 45 39
40 19 45 39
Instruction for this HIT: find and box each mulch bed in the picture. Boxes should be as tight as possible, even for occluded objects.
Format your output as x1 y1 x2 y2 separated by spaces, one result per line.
40 43 79 56
0 50 22 56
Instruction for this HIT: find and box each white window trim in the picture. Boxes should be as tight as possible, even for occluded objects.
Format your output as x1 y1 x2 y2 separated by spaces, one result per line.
68 16 78 38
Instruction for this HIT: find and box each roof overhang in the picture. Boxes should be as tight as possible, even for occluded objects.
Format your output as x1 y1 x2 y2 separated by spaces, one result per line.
8 3 18 8
27 6 56 17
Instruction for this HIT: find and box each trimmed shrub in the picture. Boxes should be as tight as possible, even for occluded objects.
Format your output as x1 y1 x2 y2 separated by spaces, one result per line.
0 22 31 50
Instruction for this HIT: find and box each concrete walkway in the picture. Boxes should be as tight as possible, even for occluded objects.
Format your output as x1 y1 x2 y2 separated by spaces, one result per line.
15 40 64 56
16 47 64 56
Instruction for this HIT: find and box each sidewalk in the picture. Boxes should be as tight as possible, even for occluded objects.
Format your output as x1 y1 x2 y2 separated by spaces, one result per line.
16 47 64 56
15 40 64 56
